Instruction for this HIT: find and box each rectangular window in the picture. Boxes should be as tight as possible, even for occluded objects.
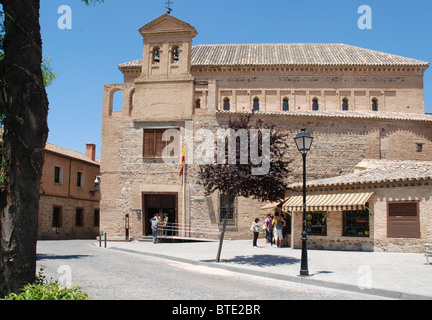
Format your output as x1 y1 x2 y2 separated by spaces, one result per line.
94 209 100 227
54 166 63 184
143 129 179 158
306 212 327 236
220 194 235 222
52 206 62 228
76 171 84 188
343 208 370 237
75 208 84 227
388 202 419 238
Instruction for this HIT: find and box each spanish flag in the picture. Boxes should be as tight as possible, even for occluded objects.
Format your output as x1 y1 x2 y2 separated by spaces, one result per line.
179 140 186 177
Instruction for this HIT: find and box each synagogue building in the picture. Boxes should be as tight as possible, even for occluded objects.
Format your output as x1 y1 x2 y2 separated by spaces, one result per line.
100 13 431 252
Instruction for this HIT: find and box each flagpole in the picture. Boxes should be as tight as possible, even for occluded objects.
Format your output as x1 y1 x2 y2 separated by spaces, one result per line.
182 157 185 237
181 138 186 237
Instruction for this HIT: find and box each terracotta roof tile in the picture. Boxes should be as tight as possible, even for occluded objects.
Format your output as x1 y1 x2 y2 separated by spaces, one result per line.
290 159 432 189
216 110 432 123
119 43 429 69
45 143 100 166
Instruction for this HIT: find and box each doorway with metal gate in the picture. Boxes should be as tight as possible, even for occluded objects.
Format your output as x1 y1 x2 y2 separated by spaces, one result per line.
142 193 177 237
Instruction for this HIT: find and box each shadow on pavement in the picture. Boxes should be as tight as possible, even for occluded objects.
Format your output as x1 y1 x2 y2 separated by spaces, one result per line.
37 253 91 261
219 254 301 267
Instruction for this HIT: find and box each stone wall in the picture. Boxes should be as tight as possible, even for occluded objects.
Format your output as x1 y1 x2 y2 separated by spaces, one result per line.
38 195 100 240
100 107 432 246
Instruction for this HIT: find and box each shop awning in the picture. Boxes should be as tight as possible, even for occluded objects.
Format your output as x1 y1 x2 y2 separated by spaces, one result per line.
282 192 374 212
260 199 289 212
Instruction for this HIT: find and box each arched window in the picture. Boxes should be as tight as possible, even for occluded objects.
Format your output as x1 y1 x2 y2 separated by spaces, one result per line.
172 46 180 63
282 98 289 111
153 47 161 64
195 99 201 109
223 98 230 111
112 89 123 112
372 98 379 112
253 97 260 111
342 98 349 111
312 98 319 111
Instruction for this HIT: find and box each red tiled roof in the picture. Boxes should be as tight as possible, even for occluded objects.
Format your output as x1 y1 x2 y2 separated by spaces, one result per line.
290 159 432 189
216 109 432 123
119 43 429 69
45 143 100 166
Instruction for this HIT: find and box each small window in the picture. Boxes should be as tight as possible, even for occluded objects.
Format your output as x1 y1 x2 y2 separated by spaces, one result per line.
52 206 62 228
75 208 84 227
143 129 179 158
282 98 289 111
306 212 327 236
195 99 201 109
343 208 370 237
220 194 235 222
76 171 84 188
372 98 379 112
153 47 161 64
54 166 63 184
172 46 180 62
416 143 424 152
388 202 419 238
223 98 230 111
94 209 100 227
312 98 319 111
253 97 260 111
342 98 349 111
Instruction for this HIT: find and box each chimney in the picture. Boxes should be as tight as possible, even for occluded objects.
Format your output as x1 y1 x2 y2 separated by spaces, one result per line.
86 143 96 161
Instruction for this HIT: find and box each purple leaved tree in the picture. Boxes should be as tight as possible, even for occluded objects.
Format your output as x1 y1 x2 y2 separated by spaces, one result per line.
198 115 292 262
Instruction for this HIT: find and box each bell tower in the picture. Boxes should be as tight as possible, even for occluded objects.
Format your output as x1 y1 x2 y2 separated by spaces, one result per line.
132 14 198 120
138 14 197 81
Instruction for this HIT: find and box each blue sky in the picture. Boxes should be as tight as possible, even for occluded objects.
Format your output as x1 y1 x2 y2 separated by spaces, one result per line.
39 0 432 157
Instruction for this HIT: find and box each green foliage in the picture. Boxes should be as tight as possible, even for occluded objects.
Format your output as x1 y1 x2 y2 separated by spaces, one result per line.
2 282 89 300
82 0 105 5
1 268 89 300
41 55 57 87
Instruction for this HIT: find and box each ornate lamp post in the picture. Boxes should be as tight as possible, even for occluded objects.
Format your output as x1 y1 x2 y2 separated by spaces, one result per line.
294 128 314 276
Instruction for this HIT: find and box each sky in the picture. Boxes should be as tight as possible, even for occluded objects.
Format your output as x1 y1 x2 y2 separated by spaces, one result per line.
37 0 432 158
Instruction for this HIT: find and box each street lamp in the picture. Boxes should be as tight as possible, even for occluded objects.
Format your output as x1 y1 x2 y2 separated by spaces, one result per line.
294 128 314 276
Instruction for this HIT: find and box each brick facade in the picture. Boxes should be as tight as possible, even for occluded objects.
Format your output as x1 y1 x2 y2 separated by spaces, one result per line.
38 143 100 240
100 14 432 251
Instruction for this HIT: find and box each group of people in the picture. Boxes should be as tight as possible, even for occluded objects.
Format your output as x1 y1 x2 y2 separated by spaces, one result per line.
251 212 288 248
150 213 169 244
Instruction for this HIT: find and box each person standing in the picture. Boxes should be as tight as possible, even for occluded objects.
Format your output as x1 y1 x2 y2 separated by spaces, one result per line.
163 212 169 237
273 212 285 248
264 214 272 246
150 214 160 244
251 218 261 248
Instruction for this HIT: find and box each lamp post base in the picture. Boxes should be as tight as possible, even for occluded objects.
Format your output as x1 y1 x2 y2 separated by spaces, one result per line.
299 232 309 276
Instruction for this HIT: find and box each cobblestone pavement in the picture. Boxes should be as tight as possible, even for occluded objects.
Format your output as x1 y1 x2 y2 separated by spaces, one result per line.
104 238 432 300
36 240 391 300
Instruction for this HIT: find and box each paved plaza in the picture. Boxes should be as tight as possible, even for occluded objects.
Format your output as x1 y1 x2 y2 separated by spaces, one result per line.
103 238 432 300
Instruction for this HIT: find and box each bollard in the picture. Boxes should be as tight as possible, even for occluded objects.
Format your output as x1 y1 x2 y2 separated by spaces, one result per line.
104 232 107 248
99 231 102 247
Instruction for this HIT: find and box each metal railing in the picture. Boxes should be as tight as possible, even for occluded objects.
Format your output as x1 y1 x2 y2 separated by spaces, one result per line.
157 222 221 240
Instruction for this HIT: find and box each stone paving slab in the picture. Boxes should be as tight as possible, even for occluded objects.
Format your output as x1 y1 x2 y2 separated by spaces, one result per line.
100 239 432 300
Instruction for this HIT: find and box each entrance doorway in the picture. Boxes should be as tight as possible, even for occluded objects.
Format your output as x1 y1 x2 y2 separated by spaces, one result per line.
142 193 177 236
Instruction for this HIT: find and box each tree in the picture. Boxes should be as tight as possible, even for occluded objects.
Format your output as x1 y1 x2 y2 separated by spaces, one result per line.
0 0 103 297
198 115 292 262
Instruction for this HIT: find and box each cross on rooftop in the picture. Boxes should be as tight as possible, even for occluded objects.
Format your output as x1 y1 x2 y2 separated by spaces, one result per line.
166 0 173 14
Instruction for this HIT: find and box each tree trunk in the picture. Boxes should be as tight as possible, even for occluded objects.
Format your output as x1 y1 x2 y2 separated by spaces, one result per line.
216 216 228 263
0 0 48 297
216 195 233 263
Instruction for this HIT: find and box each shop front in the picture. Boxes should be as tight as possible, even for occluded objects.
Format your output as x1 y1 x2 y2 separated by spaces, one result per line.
279 159 432 253
283 192 375 251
